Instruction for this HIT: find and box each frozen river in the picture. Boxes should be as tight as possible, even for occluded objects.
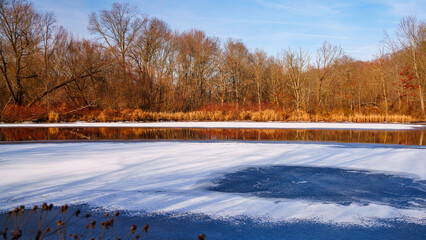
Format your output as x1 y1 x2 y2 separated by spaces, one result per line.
0 122 425 239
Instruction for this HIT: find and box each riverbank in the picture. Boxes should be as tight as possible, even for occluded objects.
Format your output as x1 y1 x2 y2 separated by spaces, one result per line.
1 121 425 130
1 105 422 123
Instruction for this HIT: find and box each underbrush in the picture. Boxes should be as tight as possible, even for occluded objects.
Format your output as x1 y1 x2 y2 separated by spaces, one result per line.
38 109 422 123
1 203 206 240
1 104 48 123
0 104 420 123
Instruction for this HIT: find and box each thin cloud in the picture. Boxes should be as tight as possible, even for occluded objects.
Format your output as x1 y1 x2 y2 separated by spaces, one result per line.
285 32 349 40
254 0 294 11
259 31 350 40
379 0 426 18
213 18 308 26
226 31 349 42
346 44 379 60
154 13 307 27
374 20 399 24
253 0 348 16
156 14 375 33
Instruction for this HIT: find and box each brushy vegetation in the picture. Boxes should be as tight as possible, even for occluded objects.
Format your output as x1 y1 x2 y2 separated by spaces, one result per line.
1 203 206 240
0 104 418 123
0 203 151 240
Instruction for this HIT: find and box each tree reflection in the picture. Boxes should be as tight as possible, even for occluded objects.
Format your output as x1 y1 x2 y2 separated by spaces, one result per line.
0 128 424 145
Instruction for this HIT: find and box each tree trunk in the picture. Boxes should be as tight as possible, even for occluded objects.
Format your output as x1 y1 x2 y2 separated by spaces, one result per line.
317 77 324 109
257 82 261 112
419 85 425 118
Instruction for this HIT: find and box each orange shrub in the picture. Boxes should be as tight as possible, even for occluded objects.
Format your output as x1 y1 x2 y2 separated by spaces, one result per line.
96 108 119 122
48 111 59 123
1 104 47 123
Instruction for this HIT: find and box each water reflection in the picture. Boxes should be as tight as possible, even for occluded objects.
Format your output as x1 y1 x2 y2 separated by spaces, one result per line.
0 127 424 145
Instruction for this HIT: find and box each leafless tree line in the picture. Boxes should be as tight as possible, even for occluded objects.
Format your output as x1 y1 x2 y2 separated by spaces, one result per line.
0 0 425 118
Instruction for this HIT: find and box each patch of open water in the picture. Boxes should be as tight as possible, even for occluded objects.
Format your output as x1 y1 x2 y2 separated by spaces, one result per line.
206 165 426 209
0 127 425 145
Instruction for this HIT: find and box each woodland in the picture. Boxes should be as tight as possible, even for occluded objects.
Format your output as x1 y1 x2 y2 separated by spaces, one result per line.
0 0 425 122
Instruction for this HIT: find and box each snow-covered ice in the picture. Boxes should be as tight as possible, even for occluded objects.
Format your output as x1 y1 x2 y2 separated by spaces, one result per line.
0 121 424 130
0 141 425 226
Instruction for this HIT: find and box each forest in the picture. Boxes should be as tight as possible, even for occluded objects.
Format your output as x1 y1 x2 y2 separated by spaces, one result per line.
0 0 425 123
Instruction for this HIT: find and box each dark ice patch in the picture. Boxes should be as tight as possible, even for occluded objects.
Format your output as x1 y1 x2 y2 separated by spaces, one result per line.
206 166 426 209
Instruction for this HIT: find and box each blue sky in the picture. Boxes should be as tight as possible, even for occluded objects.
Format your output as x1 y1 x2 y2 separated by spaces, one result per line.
33 0 426 60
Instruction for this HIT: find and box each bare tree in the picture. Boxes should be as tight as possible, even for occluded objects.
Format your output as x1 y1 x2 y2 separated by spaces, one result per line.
373 48 390 116
208 49 230 107
282 48 310 111
224 39 250 109
173 29 219 110
251 49 267 111
29 39 111 107
39 12 71 108
0 0 41 105
266 57 284 107
88 2 146 106
385 16 426 118
129 17 171 108
130 18 170 81
316 41 343 109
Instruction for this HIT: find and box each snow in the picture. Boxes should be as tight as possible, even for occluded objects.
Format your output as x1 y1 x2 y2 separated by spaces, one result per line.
0 121 424 130
0 141 425 226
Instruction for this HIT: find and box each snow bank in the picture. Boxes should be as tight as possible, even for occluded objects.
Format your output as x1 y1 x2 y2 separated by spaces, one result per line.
0 142 425 225
0 121 424 130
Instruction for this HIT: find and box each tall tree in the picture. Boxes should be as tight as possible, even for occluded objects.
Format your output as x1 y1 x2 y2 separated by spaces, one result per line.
281 48 310 111
129 17 171 109
386 16 426 117
210 50 230 107
373 48 390 116
251 49 268 111
88 2 146 106
39 12 70 108
174 29 219 110
224 39 249 109
0 0 41 105
29 38 111 107
266 57 284 107
315 41 343 109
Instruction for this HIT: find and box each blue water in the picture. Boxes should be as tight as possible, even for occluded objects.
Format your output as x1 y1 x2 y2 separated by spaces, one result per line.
117 213 426 240
207 165 426 209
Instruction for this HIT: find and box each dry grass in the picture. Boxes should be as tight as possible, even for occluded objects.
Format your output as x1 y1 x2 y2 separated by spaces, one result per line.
1 204 206 240
0 203 149 240
85 109 418 123
348 114 415 123
1 104 421 123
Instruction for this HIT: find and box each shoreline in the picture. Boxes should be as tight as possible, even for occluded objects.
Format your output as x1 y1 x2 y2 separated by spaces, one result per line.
1 121 425 130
